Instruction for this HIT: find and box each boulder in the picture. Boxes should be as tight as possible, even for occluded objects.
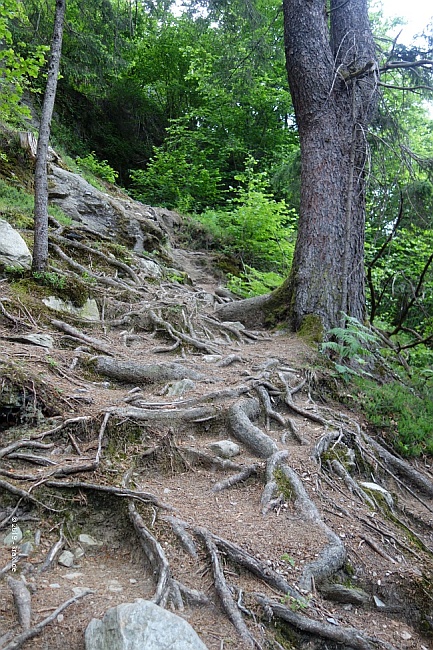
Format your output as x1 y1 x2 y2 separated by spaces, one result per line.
48 165 167 253
0 219 32 270
42 296 100 321
85 599 208 650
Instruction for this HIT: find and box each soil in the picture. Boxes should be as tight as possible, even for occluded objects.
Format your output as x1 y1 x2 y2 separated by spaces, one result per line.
1 229 432 650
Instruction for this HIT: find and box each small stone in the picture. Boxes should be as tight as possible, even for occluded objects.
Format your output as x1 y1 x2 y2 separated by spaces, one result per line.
58 551 74 567
208 440 240 459
20 542 34 556
107 579 123 593
400 631 412 641
57 614 64 623
129 579 137 584
373 595 387 609
203 355 223 363
74 547 85 560
72 586 90 596
78 534 102 547
4 526 23 546
50 583 61 589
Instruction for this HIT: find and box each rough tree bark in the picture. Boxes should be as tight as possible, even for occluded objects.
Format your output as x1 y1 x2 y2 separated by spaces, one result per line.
32 0 66 273
281 0 379 331
217 0 379 334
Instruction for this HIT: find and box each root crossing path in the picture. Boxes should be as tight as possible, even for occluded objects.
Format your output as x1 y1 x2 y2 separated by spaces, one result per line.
1 230 432 650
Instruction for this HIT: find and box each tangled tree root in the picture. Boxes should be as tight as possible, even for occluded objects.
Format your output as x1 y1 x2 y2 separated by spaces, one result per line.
1 231 433 650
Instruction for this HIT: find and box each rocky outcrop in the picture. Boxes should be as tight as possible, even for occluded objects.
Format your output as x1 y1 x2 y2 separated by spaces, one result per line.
0 219 32 270
48 164 182 255
85 599 208 650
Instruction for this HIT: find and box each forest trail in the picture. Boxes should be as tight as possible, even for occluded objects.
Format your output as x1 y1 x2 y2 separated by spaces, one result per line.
1 216 432 650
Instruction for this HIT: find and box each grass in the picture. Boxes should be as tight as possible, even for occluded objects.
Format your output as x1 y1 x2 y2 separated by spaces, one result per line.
0 178 72 228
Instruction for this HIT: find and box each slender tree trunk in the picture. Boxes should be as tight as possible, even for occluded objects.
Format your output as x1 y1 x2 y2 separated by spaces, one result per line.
280 0 378 332
32 0 66 273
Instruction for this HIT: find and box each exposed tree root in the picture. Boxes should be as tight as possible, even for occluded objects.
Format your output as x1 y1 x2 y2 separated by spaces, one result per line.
196 527 259 649
0 591 92 650
257 596 398 650
7 578 31 630
128 500 172 607
212 465 259 493
228 398 278 458
94 355 205 383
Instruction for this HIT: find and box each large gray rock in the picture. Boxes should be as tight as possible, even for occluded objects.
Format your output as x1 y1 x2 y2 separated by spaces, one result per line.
85 599 208 650
48 165 168 253
0 219 32 270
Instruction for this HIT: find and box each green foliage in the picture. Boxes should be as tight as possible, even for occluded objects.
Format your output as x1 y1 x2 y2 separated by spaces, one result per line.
354 376 433 457
0 177 72 228
196 161 296 272
32 271 66 290
321 316 379 381
76 152 119 184
130 119 222 212
0 0 47 126
281 553 296 567
227 266 283 298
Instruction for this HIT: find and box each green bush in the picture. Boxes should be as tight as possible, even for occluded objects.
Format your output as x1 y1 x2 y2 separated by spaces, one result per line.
75 152 119 184
227 266 284 298
196 161 296 272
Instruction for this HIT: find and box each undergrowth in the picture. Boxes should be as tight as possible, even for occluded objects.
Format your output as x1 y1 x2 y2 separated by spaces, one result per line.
353 376 433 457
320 316 433 457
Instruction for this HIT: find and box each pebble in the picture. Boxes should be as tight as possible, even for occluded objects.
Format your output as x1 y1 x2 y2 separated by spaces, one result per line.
50 583 61 589
400 631 412 641
64 572 84 580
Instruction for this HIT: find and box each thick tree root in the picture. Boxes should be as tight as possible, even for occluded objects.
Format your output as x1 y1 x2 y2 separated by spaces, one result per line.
128 501 172 606
257 596 398 650
212 465 259 493
228 398 278 458
94 355 204 382
7 578 31 630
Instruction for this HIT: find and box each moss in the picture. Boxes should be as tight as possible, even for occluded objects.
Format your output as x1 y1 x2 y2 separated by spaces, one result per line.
274 467 294 501
321 442 355 471
298 314 324 345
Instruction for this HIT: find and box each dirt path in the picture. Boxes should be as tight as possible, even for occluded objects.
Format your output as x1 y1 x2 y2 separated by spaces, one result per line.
1 237 432 650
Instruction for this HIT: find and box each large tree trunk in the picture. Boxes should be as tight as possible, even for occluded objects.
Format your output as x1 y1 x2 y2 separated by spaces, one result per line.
217 1 378 334
281 0 378 332
32 0 66 273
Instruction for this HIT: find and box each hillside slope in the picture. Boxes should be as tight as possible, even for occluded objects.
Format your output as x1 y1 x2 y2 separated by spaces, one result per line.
0 152 432 650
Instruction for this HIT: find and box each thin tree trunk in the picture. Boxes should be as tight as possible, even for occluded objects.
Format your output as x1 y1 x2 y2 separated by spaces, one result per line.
32 0 66 273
